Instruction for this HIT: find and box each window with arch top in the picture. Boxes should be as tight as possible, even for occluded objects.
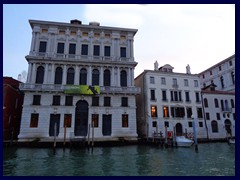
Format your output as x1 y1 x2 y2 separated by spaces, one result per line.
66 67 75 85
35 66 44 84
120 70 127 87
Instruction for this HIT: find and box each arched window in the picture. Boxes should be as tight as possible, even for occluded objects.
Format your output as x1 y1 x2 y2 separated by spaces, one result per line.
225 100 229 110
204 98 208 107
220 76 224 88
92 69 99 86
211 120 218 133
231 72 235 85
231 99 235 108
104 69 111 86
80 68 87 85
35 66 44 84
54 67 63 84
66 67 75 85
221 100 224 111
214 98 219 108
120 70 127 87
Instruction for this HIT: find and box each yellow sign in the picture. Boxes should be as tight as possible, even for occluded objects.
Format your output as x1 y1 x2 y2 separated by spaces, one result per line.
64 85 100 95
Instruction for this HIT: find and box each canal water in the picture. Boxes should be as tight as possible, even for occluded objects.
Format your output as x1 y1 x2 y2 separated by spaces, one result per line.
3 143 235 176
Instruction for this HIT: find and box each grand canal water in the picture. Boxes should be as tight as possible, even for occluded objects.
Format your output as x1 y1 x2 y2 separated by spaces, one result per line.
3 143 235 176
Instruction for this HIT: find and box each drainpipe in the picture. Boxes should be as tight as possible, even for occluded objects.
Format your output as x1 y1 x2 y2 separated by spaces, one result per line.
201 91 209 141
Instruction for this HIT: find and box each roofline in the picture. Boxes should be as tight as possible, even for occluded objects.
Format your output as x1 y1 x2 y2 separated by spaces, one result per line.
201 90 235 95
135 69 199 78
199 54 235 74
29 19 138 35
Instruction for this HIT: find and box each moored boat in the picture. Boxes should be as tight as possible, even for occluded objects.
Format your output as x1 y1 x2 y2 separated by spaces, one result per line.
176 136 194 147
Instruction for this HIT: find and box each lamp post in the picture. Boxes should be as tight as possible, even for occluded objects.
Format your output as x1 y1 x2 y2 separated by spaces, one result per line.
192 115 198 153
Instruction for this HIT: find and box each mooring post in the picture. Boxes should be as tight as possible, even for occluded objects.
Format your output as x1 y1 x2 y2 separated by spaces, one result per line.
192 116 199 153
88 124 90 151
53 122 57 154
91 121 94 154
63 125 66 152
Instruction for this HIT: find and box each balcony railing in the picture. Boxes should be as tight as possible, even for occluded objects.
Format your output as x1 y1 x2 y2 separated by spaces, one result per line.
28 52 132 62
222 108 232 112
20 83 141 94
172 84 179 88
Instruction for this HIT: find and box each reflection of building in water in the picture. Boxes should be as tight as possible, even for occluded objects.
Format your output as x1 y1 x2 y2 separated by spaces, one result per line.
19 19 140 142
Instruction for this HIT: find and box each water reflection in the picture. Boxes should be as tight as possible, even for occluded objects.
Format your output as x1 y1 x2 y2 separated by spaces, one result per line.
3 143 235 176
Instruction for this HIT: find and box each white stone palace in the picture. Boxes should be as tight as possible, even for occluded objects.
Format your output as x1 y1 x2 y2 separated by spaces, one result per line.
19 19 140 142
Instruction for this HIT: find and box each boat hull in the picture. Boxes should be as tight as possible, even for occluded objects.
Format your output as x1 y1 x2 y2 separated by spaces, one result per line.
176 136 194 147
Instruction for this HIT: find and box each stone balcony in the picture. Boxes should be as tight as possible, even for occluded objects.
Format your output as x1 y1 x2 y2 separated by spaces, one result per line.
19 83 141 95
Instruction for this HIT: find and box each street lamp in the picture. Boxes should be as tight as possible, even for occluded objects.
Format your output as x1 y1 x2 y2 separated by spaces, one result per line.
191 115 198 153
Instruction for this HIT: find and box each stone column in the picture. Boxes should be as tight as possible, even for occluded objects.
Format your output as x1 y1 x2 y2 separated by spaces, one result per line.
100 66 103 86
128 68 131 87
131 68 135 86
117 67 120 86
111 67 115 86
74 65 79 85
30 32 36 54
62 65 67 85
31 63 36 83
50 64 55 84
35 33 40 54
26 62 32 83
88 66 92 85
44 63 49 84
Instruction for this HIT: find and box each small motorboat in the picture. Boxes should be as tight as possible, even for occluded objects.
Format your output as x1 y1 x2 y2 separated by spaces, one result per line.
176 136 194 147
228 138 235 144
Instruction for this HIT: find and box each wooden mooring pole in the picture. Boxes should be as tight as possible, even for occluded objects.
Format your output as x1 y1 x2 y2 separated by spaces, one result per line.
63 125 66 152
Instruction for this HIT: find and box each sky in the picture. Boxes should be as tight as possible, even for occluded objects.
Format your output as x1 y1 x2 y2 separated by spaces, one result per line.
3 4 235 81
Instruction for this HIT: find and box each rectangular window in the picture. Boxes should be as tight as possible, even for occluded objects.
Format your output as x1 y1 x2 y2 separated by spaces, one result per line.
152 121 157 128
184 79 188 86
210 70 212 76
33 95 41 105
195 92 200 102
163 106 169 118
53 95 61 106
185 91 190 102
69 43 76 54
219 66 222 71
65 96 73 106
216 113 221 120
206 112 210 120
186 107 192 118
161 77 166 85
57 43 65 54
120 47 126 57
122 114 128 127
81 44 88 55
188 122 193 127
194 80 199 87
162 90 167 101
64 114 72 128
150 77 155 84
229 61 232 66
164 121 169 127
39 41 47 52
172 78 178 87
171 107 185 118
92 114 99 127
197 108 203 118
93 45 100 56
30 113 39 128
171 91 182 102
151 106 158 117
104 46 111 56
199 122 203 127
121 97 128 107
104 97 111 106
92 97 99 106
150 90 156 100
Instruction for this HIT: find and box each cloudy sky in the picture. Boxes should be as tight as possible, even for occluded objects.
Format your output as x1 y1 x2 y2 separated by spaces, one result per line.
3 4 235 81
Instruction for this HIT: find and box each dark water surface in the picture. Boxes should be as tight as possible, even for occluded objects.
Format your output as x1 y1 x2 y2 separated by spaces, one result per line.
3 143 235 176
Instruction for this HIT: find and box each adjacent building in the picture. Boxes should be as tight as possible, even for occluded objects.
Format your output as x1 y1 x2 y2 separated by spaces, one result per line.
19 19 140 142
199 54 235 92
201 84 235 140
3 77 24 141
135 64 207 139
